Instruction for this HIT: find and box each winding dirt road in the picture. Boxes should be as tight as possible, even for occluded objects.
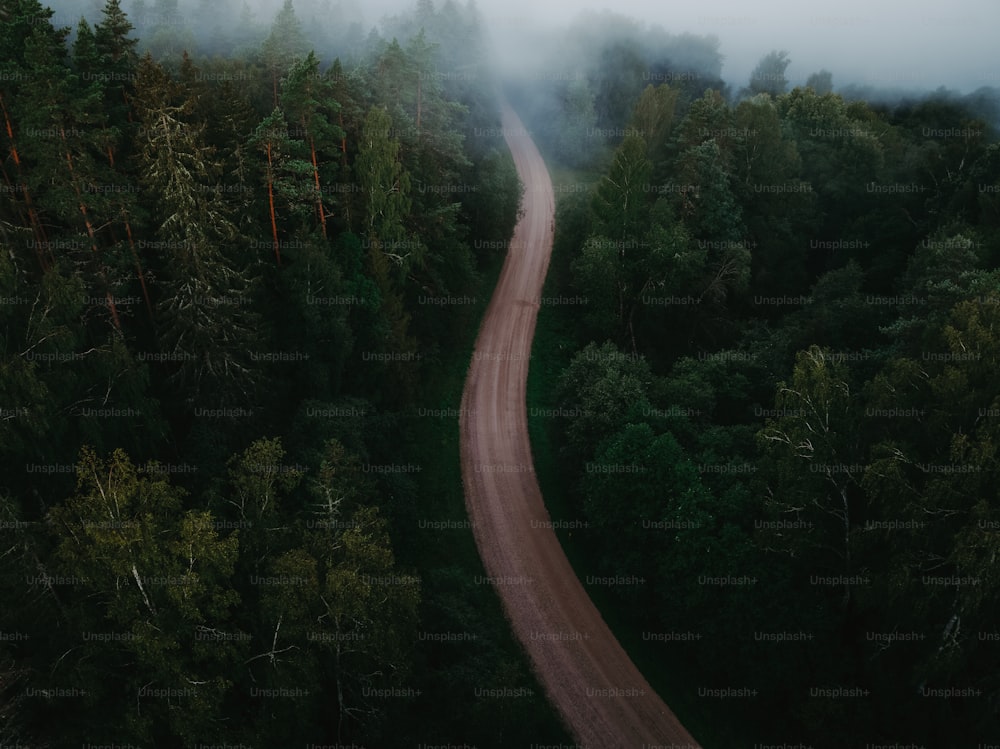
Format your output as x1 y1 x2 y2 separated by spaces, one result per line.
458 102 703 749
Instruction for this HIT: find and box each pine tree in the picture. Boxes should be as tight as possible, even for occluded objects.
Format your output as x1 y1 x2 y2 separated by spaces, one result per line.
71 16 101 80
94 0 139 125
86 1 154 318
327 58 350 150
0 0 71 267
194 69 258 232
401 28 470 178
19 22 124 329
248 107 316 265
261 0 309 107
132 54 258 404
280 51 345 239
372 39 414 128
95 0 138 61
251 109 288 265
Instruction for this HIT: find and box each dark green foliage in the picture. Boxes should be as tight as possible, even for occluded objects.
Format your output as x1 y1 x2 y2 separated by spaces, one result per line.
7 1 1000 746
0 2 527 746
538 34 1000 747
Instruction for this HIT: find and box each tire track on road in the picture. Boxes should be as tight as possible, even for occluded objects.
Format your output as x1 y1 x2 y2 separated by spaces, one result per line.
458 100 703 749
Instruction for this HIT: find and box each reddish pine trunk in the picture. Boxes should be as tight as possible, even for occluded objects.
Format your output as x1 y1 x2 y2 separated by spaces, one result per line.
0 92 50 268
0 160 39 263
123 214 153 319
306 122 327 239
266 142 281 266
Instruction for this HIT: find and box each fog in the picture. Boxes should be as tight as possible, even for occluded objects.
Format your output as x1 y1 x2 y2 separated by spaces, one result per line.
46 0 998 94
261 0 998 93
481 0 999 93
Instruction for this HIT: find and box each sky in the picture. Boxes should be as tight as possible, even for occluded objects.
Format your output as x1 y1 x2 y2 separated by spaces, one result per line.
474 0 999 93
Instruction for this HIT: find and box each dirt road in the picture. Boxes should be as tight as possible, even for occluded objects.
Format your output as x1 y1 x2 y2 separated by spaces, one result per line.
458 102 703 749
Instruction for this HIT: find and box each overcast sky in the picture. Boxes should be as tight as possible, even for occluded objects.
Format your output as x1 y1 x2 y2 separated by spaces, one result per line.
474 0 999 92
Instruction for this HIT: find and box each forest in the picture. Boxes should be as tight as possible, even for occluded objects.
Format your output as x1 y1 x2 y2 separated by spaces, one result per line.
516 10 1000 749
1 0 999 746
0 1 565 747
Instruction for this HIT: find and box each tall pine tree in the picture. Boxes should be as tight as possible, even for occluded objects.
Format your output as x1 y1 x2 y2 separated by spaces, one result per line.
132 54 258 404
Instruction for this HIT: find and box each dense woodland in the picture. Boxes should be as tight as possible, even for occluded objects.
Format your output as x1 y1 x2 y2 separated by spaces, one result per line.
3 0 1000 747
517 12 1000 749
0 1 554 747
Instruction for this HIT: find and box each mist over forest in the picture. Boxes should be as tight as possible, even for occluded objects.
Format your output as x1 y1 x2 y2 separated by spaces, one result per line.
42 0 1000 93
1 0 999 747
37 0 1000 137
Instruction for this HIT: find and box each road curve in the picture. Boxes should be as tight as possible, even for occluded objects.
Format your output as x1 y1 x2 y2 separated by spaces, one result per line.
458 101 703 749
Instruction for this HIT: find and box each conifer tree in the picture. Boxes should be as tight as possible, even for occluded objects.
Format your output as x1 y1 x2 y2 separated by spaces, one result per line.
0 0 71 267
132 54 258 404
94 0 139 126
20 22 124 328
84 1 155 317
248 107 316 265
280 51 345 239
261 0 309 107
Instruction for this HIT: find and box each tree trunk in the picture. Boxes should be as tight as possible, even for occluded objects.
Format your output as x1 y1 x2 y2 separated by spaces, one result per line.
266 142 282 266
0 92 49 268
123 212 154 319
305 121 327 239
131 563 156 616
